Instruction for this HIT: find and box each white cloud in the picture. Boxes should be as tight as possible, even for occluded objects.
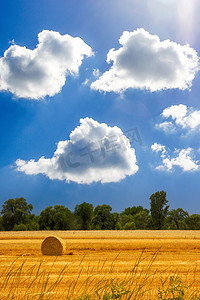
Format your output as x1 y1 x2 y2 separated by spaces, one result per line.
151 143 199 172
162 104 187 121
155 121 176 133
92 68 101 77
82 78 89 86
91 28 199 93
151 142 167 157
16 118 138 184
157 104 200 132
0 30 93 99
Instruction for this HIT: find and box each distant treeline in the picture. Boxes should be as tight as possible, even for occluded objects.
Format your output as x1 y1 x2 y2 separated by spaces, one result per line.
0 191 199 231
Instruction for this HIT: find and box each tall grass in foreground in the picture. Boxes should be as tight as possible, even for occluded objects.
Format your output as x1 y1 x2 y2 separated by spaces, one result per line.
0 250 199 300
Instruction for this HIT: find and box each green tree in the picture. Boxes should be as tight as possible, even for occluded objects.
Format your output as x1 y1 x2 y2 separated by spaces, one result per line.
13 223 27 231
27 215 39 231
75 202 93 230
1 198 33 231
185 214 200 230
150 191 169 230
113 212 120 230
53 205 72 230
27 220 39 231
39 205 73 230
166 208 189 230
123 221 136 230
120 214 135 227
93 205 115 230
0 217 5 231
133 210 151 229
39 206 54 230
115 222 122 230
121 206 149 216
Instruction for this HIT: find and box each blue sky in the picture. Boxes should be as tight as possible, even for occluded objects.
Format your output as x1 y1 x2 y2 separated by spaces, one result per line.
0 0 200 215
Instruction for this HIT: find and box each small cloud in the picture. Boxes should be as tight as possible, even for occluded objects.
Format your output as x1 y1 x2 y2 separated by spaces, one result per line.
92 68 101 78
155 121 176 133
151 143 199 172
156 104 200 133
91 28 199 94
0 30 93 100
82 78 89 86
151 142 167 158
16 118 138 184
8 39 15 45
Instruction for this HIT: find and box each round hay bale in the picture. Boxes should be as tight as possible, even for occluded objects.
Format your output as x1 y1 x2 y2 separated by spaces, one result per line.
41 236 66 256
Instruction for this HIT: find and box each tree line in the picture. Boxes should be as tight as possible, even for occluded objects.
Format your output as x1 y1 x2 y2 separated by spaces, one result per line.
0 191 200 231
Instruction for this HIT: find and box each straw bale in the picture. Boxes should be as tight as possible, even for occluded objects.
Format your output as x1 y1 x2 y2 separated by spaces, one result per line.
41 236 65 256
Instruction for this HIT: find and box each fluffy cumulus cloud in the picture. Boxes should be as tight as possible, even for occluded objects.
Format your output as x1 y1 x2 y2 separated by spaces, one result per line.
151 142 199 172
91 28 199 93
0 30 93 99
156 104 200 132
16 118 138 184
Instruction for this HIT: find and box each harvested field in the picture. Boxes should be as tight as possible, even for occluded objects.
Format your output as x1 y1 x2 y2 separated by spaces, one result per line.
0 230 200 299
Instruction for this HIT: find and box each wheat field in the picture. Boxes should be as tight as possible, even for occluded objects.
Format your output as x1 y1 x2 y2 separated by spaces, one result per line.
0 230 200 299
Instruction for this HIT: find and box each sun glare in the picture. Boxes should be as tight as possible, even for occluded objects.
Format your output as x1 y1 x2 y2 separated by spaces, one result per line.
177 0 198 44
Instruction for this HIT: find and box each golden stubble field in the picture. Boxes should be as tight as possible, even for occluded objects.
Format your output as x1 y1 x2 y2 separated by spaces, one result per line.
0 230 200 299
